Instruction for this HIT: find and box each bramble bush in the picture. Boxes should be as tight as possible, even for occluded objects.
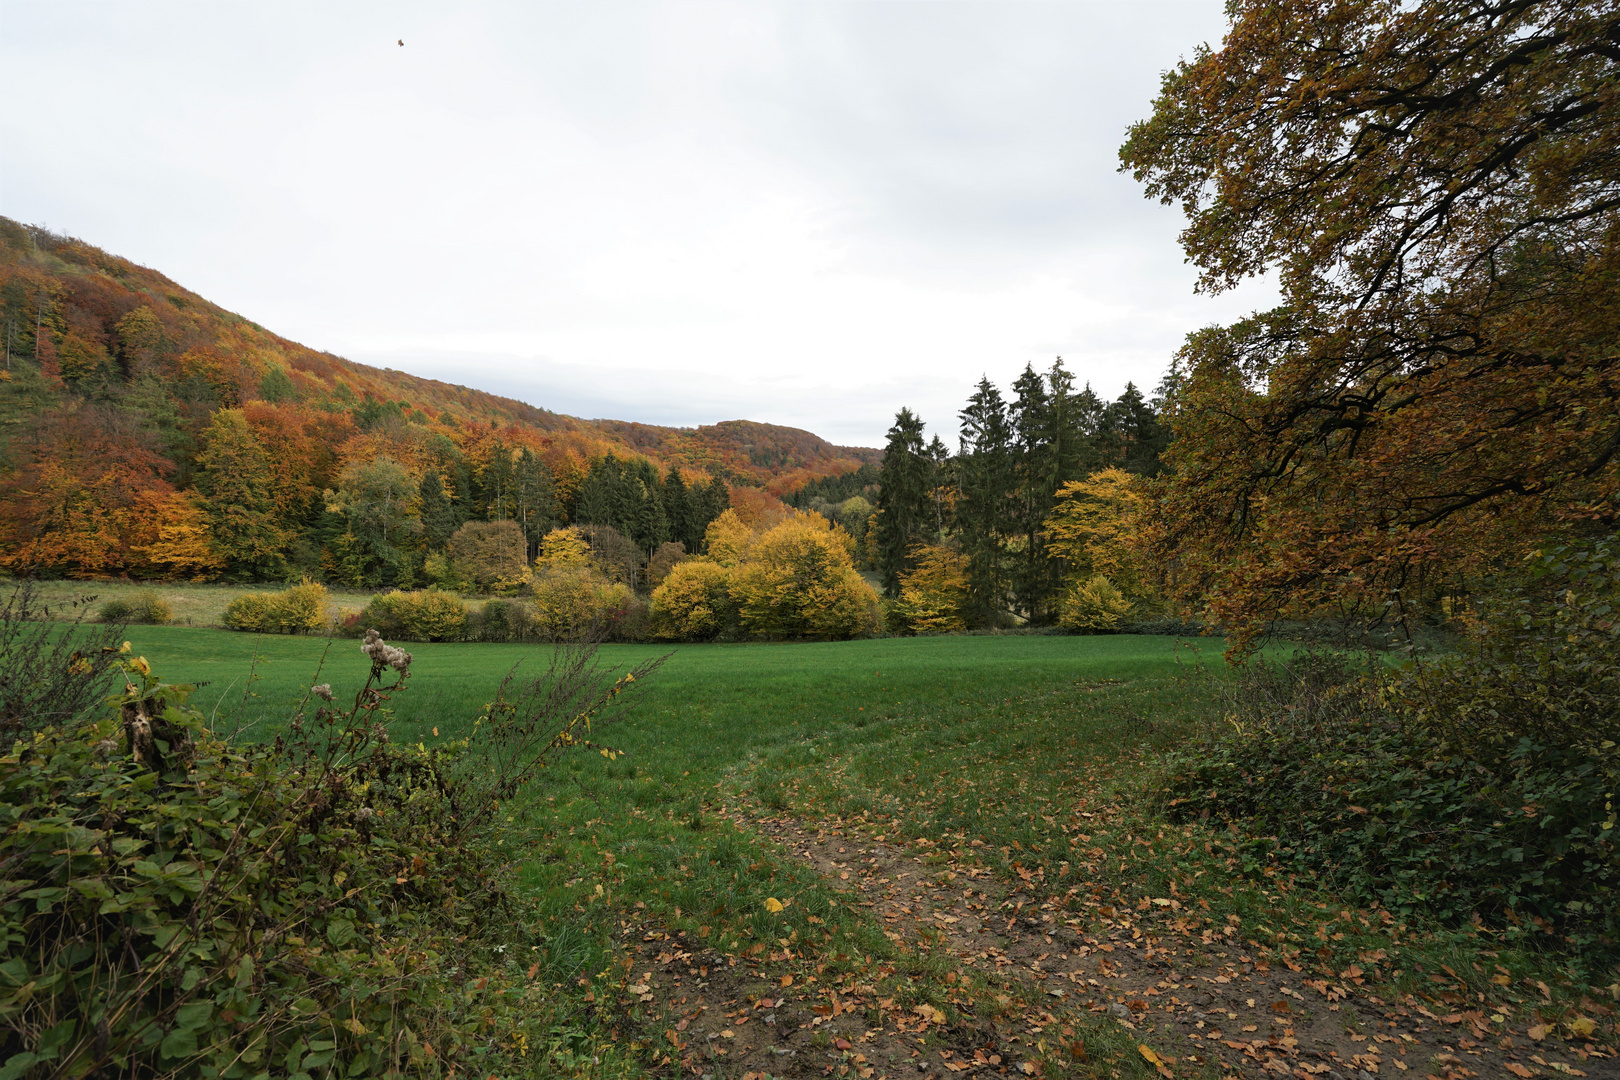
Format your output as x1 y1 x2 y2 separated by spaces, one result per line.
1157 539 1620 958
0 606 663 1078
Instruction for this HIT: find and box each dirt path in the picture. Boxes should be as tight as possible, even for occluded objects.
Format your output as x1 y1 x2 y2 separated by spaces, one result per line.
606 807 1620 1080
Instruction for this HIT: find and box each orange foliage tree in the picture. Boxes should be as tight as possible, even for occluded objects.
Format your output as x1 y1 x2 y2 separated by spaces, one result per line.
1120 0 1620 650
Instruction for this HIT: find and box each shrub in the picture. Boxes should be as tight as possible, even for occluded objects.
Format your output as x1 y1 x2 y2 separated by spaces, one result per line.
274 579 330 632
95 598 133 622
529 567 633 641
222 580 330 634
221 591 276 632
649 560 734 641
447 520 529 593
0 582 126 739
99 590 170 626
1058 574 1132 632
1157 540 1620 951
358 588 469 642
469 598 537 643
0 616 663 1079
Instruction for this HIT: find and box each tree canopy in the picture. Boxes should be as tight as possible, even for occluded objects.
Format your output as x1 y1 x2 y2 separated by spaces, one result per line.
1120 0 1620 648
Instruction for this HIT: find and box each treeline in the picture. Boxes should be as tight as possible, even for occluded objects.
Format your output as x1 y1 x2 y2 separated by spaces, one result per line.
861 358 1171 629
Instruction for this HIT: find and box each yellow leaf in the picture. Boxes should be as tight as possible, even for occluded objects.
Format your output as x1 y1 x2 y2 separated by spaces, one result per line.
1138 1045 1163 1067
1151 898 1172 907
1569 1016 1597 1038
763 897 784 913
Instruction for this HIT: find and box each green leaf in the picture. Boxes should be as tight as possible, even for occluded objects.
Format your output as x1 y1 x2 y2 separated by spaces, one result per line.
234 953 255 989
0 1054 37 1080
325 919 355 947
175 1001 212 1029
38 1020 75 1053
160 1026 198 1060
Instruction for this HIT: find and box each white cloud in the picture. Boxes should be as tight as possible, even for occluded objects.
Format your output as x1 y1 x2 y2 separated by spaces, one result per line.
0 0 1273 447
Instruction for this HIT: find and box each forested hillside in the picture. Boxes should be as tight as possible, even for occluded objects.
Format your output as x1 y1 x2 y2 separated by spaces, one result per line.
0 219 876 584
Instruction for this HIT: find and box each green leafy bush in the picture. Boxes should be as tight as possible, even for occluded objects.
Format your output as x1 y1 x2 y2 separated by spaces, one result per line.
1158 540 1620 954
221 580 329 634
98 590 169 626
0 625 663 1078
469 598 537 643
357 588 468 642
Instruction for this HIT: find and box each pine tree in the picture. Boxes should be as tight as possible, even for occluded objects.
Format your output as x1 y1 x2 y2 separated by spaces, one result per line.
873 408 931 597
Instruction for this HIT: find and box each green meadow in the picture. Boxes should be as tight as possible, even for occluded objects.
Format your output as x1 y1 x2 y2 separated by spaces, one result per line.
109 627 1597 1077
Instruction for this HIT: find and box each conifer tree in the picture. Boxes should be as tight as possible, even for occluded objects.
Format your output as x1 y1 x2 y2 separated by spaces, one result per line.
514 448 558 558
419 468 456 549
873 408 931 597
956 377 1015 625
194 408 289 579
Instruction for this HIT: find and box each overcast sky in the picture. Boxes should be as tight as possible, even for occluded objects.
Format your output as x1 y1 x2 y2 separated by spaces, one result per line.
1 1 1271 448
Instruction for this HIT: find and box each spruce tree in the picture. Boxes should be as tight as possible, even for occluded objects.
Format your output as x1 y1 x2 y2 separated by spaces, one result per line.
419 468 456 549
514 448 558 557
873 408 931 597
956 377 1014 626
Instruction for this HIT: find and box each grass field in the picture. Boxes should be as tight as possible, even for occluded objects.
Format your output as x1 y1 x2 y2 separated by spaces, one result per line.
109 627 1617 1078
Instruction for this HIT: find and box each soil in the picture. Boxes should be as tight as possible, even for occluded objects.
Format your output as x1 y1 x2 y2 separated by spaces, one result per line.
605 809 1620 1080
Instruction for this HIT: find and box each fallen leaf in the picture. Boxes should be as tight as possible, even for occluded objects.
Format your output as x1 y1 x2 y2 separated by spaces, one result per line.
1528 1024 1549 1041
1569 1016 1597 1038
780 975 794 987
763 897 784 913
628 983 650 995
1506 1065 1534 1078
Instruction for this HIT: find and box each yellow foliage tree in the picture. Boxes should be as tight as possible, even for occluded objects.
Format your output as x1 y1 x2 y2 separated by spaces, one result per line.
529 567 633 641
132 492 224 581
894 544 968 634
730 514 879 640
535 526 592 569
703 510 756 568
1043 468 1150 597
1058 575 1133 632
648 560 734 641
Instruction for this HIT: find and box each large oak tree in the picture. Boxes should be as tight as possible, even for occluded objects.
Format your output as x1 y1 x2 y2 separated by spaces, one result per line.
1121 0 1620 649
